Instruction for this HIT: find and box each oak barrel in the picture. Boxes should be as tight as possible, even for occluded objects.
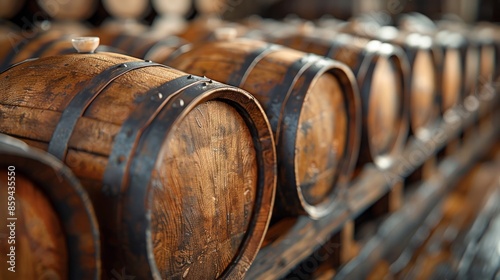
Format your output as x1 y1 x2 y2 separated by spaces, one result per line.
273 32 409 170
0 52 276 279
319 20 440 136
0 133 100 280
167 37 361 219
88 29 187 62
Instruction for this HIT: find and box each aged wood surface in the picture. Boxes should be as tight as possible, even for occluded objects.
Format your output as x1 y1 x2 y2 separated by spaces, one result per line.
0 134 100 279
0 52 276 279
273 32 409 170
334 113 499 280
167 38 361 219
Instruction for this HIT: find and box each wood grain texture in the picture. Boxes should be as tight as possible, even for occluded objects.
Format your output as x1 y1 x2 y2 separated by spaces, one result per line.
37 0 97 20
0 134 100 279
0 52 276 279
296 75 346 206
167 38 361 219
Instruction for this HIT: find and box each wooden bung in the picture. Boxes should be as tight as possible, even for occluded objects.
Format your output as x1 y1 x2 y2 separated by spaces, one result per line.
167 37 361 219
0 51 276 279
0 134 100 279
274 32 409 170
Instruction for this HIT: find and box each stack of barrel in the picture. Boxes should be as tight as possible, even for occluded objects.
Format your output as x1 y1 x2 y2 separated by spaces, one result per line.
0 0 498 279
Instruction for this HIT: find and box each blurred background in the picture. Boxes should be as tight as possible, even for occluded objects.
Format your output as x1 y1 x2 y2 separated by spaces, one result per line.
3 0 500 28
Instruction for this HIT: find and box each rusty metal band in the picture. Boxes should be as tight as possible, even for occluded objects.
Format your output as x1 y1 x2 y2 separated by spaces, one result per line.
122 81 228 277
48 60 167 161
0 136 100 279
143 36 185 60
102 74 210 197
0 57 39 74
227 44 281 87
267 54 323 135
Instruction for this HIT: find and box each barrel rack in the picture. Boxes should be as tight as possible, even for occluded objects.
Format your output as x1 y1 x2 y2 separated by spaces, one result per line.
245 85 500 279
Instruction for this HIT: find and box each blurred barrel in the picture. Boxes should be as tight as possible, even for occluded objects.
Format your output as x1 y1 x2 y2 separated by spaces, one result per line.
88 29 187 62
399 15 468 112
320 20 440 136
167 36 361 219
0 0 25 20
37 0 98 21
0 133 100 279
0 32 124 72
437 25 480 97
272 30 409 170
0 51 276 279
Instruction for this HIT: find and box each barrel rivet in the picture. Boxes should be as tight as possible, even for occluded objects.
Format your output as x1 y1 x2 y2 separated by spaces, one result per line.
187 75 193 79
145 59 152 63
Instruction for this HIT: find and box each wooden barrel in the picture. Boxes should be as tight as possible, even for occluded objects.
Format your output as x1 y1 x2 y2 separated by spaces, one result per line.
0 52 276 279
436 28 480 97
438 22 498 92
0 0 25 19
323 21 440 136
273 32 409 170
398 16 467 113
37 0 98 21
167 37 361 219
88 30 187 62
0 133 100 279
0 31 124 72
